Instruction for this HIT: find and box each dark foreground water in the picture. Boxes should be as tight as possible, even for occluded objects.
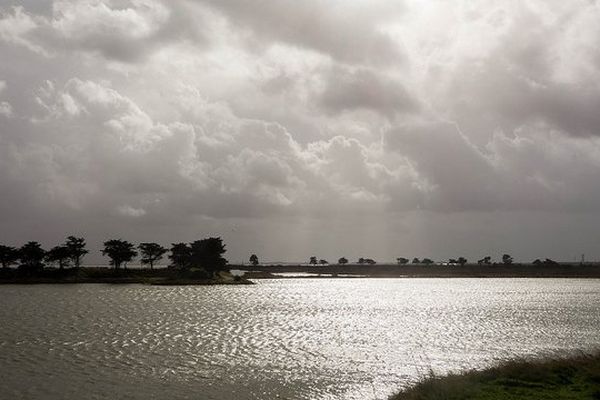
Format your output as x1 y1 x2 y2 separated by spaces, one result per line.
1 278 599 400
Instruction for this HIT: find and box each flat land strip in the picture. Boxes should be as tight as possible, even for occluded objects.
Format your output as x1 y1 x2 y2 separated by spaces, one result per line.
234 264 600 278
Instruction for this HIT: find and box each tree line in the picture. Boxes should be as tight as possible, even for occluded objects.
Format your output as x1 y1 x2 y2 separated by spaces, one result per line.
247 253 559 266
246 255 380 266
0 236 228 273
1 241 565 271
394 255 514 266
0 236 88 271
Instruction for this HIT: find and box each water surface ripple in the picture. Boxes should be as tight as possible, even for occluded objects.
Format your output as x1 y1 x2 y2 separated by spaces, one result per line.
1 278 599 399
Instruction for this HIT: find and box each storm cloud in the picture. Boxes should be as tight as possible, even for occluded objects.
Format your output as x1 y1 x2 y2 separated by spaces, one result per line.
1 0 600 263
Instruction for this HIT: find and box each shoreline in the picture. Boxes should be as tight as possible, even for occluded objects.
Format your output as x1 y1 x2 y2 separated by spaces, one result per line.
242 272 600 279
0 278 253 285
235 264 600 279
2 263 599 285
0 267 253 286
390 352 600 400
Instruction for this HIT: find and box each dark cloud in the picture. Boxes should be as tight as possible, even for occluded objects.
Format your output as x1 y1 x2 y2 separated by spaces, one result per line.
437 2 600 139
319 67 418 118
196 0 405 65
385 121 600 212
2 1 600 261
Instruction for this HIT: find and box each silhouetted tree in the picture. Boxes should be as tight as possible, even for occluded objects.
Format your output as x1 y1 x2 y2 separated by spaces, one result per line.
478 256 491 265
19 242 46 271
319 259 328 265
338 257 348 265
355 257 376 264
65 236 88 269
422 258 434 265
169 243 191 269
102 239 137 269
309 256 318 265
502 254 513 265
412 257 420 264
457 257 467 266
397 257 409 265
189 237 228 274
169 243 192 269
0 245 19 269
46 246 71 269
532 259 542 265
249 254 259 266
138 243 167 269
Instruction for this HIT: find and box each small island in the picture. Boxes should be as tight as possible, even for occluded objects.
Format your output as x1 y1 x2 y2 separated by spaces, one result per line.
0 236 252 285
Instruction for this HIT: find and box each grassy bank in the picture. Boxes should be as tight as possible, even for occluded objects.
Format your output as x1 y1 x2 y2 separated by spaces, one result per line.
391 352 600 400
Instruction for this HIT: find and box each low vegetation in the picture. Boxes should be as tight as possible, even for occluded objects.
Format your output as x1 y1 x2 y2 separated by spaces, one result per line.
390 352 600 400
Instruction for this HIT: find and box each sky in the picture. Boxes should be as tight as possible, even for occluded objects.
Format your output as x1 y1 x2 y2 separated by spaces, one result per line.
1 0 600 264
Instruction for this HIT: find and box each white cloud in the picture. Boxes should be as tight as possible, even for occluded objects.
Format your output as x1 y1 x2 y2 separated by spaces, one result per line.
0 6 47 54
117 205 146 218
0 101 12 117
0 80 12 117
0 1 206 62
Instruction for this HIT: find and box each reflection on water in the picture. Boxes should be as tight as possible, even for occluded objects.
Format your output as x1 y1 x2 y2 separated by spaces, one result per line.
0 278 599 400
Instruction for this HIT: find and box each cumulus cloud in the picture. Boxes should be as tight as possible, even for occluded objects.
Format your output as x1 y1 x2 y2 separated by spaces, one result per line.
2 0 600 261
196 0 405 65
0 1 205 62
3 77 410 224
417 0 600 140
319 67 418 118
0 101 12 117
0 5 47 54
386 120 600 212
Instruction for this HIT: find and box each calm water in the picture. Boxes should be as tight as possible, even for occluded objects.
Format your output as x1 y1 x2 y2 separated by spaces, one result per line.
1 278 599 400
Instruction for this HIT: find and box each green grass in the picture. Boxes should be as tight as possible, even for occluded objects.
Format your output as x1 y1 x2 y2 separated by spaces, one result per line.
390 352 600 400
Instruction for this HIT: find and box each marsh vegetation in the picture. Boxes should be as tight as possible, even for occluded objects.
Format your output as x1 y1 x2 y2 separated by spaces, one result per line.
390 353 600 400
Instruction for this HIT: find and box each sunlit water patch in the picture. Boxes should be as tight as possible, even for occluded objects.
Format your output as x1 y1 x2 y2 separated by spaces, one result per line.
0 278 599 399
